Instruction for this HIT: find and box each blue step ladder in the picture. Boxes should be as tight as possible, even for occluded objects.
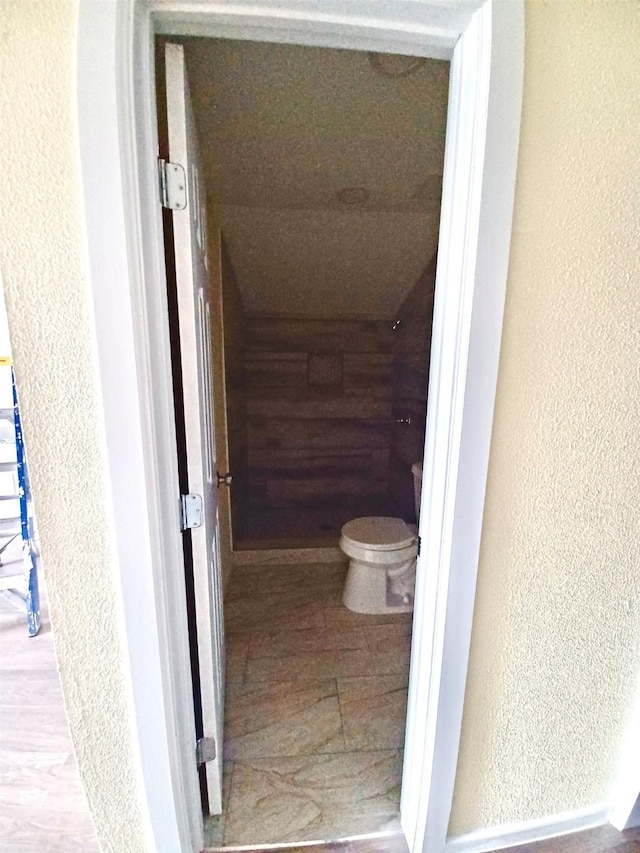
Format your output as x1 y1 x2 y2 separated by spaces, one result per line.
0 366 41 636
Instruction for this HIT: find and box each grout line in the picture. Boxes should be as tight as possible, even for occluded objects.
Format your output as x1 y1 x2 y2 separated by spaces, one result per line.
335 675 343 706
334 676 349 753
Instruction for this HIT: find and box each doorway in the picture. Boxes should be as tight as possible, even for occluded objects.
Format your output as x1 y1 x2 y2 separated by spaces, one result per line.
161 36 447 846
182 37 447 554
77 3 523 850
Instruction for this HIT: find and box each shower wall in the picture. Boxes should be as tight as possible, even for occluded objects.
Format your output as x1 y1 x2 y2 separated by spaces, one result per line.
219 247 436 546
244 316 394 520
389 253 437 521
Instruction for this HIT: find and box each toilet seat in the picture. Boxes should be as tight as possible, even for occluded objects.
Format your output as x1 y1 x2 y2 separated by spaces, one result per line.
340 516 417 614
340 516 415 551
340 517 417 567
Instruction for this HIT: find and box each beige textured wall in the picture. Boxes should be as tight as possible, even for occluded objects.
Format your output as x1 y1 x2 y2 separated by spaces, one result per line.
450 0 640 834
4 0 640 845
0 3 149 850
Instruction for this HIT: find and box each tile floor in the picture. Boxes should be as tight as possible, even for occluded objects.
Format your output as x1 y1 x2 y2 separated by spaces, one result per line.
205 558 413 849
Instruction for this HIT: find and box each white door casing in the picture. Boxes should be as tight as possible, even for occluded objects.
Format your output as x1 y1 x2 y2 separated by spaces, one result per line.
76 2 524 851
165 41 226 816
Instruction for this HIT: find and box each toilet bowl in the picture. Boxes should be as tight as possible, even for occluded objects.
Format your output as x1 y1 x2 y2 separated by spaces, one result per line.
340 462 423 614
341 516 417 614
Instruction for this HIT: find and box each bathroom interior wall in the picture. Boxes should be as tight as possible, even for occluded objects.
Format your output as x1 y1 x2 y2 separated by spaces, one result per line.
221 242 437 548
241 314 395 541
221 245 438 547
389 253 436 520
449 0 640 836
184 36 447 549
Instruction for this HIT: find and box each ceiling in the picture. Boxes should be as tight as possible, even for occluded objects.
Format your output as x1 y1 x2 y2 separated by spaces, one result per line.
184 38 449 318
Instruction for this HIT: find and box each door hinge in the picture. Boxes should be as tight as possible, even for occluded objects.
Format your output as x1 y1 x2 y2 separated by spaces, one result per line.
180 494 203 532
196 736 216 766
158 159 187 210
417 535 422 557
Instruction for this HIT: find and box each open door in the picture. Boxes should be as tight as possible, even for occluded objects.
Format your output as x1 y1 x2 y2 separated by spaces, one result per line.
165 41 225 816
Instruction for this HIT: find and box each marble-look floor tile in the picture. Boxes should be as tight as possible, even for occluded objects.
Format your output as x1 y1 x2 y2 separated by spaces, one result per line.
245 647 375 683
219 557 414 849
222 758 234 806
324 604 414 631
227 562 346 602
225 635 249 684
203 811 224 849
364 622 413 676
228 558 343 579
305 813 403 844
337 675 408 751
249 626 368 658
365 620 413 644
232 547 344 566
224 680 345 760
225 592 326 635
227 577 321 608
203 761 234 848
223 750 403 846
205 834 410 853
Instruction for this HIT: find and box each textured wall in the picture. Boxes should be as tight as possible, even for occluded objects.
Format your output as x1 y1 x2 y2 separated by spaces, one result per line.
0 3 149 850
449 0 640 834
5 0 640 846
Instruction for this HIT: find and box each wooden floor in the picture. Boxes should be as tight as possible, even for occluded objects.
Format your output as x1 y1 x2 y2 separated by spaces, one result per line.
0 563 99 852
502 823 640 852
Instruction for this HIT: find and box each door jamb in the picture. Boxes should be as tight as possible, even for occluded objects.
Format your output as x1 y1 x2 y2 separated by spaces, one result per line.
76 2 523 851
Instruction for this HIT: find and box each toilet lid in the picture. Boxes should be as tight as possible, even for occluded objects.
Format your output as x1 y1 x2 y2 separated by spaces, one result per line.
341 517 415 551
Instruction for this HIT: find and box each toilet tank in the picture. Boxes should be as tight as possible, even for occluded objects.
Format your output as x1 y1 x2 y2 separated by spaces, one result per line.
411 461 423 523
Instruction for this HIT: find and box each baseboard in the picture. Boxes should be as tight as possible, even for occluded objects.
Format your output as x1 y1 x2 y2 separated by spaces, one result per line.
444 803 610 853
232 546 344 566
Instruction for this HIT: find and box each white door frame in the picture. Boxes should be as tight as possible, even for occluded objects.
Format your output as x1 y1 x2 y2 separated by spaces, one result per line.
76 2 523 852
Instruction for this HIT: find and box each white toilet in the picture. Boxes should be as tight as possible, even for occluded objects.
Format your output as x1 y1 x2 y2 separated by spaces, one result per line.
340 462 423 614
